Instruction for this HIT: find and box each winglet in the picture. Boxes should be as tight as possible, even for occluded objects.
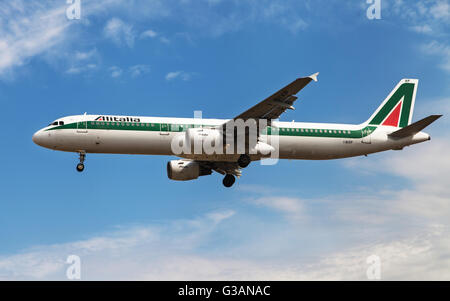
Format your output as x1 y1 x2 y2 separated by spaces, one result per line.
308 72 319 82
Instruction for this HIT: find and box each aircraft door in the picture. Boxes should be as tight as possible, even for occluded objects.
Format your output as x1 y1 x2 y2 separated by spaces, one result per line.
361 128 372 144
77 114 88 134
160 123 170 136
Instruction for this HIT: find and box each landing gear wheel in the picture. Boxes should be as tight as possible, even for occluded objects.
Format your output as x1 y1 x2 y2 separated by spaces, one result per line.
76 152 86 172
76 163 85 172
223 174 236 188
237 154 251 168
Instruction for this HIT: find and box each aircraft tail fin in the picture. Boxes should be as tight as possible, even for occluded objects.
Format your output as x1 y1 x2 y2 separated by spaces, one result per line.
388 115 442 139
365 79 418 128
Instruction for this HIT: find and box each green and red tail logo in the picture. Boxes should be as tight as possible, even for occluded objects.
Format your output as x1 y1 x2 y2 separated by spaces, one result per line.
367 79 418 128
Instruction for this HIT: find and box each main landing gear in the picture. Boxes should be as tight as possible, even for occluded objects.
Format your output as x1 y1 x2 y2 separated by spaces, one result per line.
222 155 250 187
76 152 86 172
237 154 251 168
223 174 236 188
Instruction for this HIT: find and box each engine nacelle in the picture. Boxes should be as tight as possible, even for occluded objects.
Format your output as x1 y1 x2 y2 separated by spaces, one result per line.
167 160 212 181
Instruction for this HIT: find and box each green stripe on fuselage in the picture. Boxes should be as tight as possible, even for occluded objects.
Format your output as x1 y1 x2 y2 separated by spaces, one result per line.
46 121 375 139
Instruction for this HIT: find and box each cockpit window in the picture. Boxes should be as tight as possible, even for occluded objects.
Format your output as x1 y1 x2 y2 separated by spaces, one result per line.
59 121 64 126
48 121 59 126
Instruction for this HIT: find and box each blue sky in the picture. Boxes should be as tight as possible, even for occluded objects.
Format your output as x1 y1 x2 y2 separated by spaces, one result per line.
0 0 449 280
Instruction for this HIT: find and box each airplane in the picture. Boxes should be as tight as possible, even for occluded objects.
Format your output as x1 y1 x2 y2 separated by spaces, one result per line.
32 73 441 187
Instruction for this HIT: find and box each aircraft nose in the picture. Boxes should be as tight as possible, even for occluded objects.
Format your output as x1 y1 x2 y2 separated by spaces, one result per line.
32 130 44 146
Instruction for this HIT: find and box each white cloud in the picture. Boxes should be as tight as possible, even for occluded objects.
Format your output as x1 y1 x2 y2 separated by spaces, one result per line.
109 66 123 78
1 203 450 280
380 1 450 72
66 64 97 75
0 0 304 78
140 29 158 39
206 210 235 224
261 2 308 33
3 0 448 79
107 64 151 78
0 1 69 77
169 0 310 37
421 40 450 56
340 128 450 226
410 24 433 34
0 0 142 78
291 225 450 281
165 71 193 81
382 0 449 39
159 36 171 44
415 98 450 126
429 0 450 19
250 197 305 223
0 211 235 280
64 48 100 75
74 49 98 61
129 64 150 77
420 40 450 72
103 18 135 48
140 29 170 44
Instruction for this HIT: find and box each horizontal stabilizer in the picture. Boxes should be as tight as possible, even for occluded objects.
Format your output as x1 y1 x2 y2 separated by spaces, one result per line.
388 115 442 138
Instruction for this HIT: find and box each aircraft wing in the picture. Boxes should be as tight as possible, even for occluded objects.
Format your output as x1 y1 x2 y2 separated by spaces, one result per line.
232 73 319 121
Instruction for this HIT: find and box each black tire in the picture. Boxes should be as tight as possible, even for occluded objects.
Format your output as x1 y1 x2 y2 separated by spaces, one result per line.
76 163 85 172
222 174 236 188
237 154 251 168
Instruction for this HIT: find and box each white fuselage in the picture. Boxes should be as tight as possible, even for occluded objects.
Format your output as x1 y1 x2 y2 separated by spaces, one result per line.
32 114 430 161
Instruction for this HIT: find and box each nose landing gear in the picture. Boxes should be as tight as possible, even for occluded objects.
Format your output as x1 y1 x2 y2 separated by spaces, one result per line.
222 174 236 188
76 152 86 172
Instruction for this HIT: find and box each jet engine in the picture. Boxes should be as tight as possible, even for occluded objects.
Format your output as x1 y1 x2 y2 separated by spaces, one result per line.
167 160 212 181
